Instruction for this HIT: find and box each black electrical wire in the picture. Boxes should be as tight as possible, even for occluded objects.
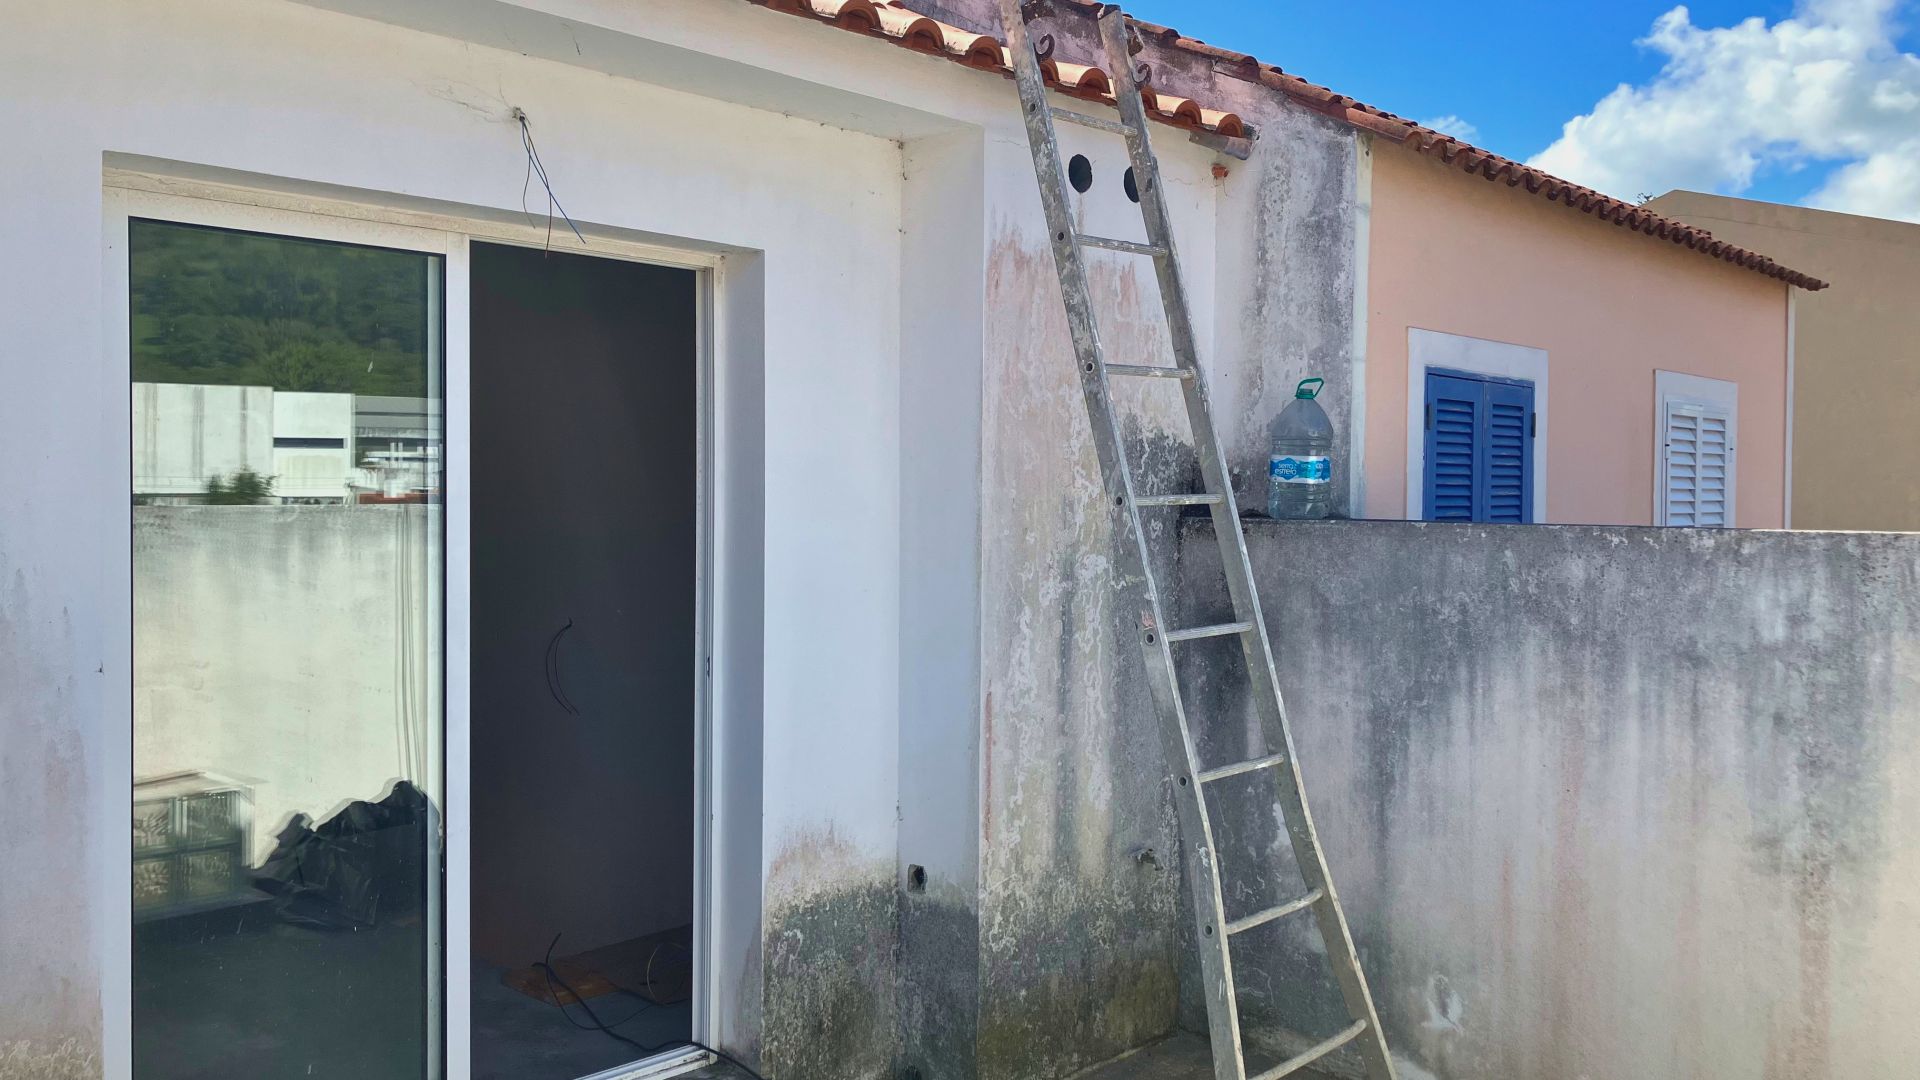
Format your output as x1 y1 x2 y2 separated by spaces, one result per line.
544 619 580 716
536 933 655 1046
534 933 768 1079
512 108 586 252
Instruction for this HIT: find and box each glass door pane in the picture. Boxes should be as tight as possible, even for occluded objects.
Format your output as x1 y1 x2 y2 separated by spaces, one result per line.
130 219 444 1079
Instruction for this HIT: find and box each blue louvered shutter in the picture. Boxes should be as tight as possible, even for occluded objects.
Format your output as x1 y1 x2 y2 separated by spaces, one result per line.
1423 373 1480 521
1424 371 1535 523
1480 380 1533 523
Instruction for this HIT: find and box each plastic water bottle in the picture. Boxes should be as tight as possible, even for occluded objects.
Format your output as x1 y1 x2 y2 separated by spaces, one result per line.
1268 377 1334 520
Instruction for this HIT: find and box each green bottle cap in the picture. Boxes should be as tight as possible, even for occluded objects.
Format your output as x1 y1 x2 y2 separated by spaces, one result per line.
1295 377 1324 400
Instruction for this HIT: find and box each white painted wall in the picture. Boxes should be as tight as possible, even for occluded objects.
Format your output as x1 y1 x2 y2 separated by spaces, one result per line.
272 392 353 441
270 391 354 500
0 0 1225 1072
132 383 275 496
899 127 987 899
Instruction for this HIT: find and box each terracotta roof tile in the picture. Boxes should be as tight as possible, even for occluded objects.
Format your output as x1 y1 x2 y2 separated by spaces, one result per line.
742 0 1249 139
744 0 1822 290
1049 0 1826 289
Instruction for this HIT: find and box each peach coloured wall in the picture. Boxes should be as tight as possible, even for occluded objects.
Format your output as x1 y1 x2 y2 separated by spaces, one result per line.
1363 140 1790 527
1649 191 1920 532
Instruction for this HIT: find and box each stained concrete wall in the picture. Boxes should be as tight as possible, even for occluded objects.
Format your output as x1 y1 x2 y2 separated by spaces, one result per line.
923 0 1368 515
133 506 441 869
957 6 1369 1075
1179 519 1920 1080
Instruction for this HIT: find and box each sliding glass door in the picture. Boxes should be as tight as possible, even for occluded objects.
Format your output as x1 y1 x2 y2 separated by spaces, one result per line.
130 216 445 1078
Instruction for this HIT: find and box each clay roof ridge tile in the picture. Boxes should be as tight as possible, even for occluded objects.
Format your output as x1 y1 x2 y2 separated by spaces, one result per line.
1158 93 1205 129
871 4 944 52
944 28 1004 68
805 0 879 32
1172 4 1828 287
1094 4 1826 288
1134 21 1182 45
742 0 1823 288
1197 108 1247 138
1051 60 1111 94
1185 38 1258 65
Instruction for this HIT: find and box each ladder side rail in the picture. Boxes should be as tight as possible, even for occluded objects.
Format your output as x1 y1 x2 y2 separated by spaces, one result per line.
1096 13 1398 1080
1093 7 1299 782
1092 10 1273 641
995 2 1247 1075
1136 620 1249 1079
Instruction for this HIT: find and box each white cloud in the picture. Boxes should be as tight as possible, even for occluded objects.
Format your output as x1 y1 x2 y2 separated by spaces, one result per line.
1420 114 1480 142
1529 0 1920 222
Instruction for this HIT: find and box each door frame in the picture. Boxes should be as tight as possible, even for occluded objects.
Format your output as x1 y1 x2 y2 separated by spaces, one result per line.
104 172 725 1080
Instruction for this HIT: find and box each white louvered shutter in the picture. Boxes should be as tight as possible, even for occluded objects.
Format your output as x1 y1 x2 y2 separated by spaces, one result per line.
1662 401 1734 527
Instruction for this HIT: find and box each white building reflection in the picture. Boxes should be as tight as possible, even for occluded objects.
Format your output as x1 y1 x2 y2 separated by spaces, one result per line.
133 382 441 503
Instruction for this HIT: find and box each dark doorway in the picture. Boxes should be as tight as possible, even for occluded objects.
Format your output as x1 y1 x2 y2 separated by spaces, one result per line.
469 242 699 1079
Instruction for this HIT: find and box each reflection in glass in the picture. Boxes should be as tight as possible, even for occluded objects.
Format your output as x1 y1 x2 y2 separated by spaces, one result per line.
131 220 443 1079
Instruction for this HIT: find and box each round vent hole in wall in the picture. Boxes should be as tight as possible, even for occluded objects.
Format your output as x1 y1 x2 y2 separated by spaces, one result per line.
1123 166 1141 203
1068 154 1094 193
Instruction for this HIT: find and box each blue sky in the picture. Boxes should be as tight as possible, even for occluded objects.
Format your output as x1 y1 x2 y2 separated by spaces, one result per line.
1119 1 1920 218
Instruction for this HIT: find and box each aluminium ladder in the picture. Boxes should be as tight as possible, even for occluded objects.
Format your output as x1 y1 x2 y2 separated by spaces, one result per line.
993 4 1397 1080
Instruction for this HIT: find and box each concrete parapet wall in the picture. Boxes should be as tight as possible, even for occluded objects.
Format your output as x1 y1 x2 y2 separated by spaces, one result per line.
1180 519 1920 1080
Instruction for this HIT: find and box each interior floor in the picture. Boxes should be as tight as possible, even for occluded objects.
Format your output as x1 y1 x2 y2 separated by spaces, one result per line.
471 961 692 1080
134 901 427 1079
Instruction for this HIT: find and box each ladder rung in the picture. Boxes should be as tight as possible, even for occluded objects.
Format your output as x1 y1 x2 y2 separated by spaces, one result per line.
1104 363 1194 380
1133 493 1223 508
1250 1019 1370 1080
1076 233 1167 257
1197 752 1286 785
1163 621 1254 643
1050 106 1131 136
1226 889 1322 936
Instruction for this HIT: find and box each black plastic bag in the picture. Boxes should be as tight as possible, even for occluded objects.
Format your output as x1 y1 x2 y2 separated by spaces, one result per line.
254 781 432 930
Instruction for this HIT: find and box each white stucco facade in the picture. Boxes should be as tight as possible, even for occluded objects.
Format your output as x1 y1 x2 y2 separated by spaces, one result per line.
0 1 1227 1076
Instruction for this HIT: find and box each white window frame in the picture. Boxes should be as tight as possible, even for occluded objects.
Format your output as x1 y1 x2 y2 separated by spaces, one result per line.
1405 328 1550 522
103 172 732 1080
1654 370 1738 527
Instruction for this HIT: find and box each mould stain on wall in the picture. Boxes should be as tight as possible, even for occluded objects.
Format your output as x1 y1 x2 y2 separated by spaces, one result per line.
896 879 980 1080
0 554 100 1078
977 224 1194 1078
760 827 899 1080
1227 110 1360 515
